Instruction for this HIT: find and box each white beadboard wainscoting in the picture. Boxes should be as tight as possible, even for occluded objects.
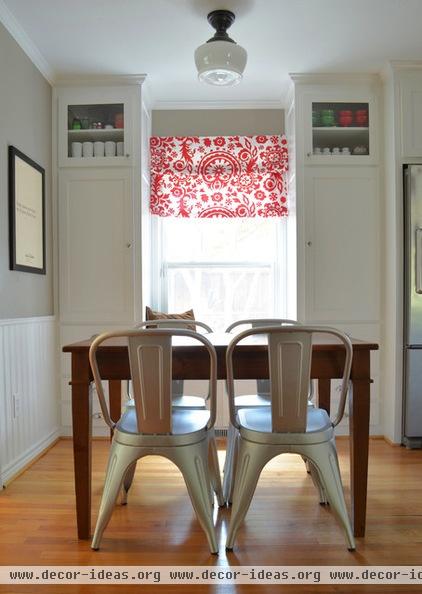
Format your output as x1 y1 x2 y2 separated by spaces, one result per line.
0 316 59 486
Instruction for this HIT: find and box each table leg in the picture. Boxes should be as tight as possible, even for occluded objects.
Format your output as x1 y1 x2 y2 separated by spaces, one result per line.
70 352 92 540
348 351 371 537
317 379 331 415
109 380 122 437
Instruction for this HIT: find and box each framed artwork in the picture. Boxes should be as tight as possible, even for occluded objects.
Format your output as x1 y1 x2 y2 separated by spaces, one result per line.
9 146 46 274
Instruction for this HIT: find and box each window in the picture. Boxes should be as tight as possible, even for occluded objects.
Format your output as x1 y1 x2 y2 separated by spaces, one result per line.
148 134 292 330
152 217 287 331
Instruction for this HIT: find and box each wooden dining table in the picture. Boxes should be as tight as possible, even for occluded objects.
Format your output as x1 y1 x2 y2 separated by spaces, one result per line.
63 332 378 540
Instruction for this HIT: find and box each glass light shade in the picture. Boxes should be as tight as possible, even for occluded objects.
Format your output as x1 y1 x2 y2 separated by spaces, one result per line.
194 40 247 86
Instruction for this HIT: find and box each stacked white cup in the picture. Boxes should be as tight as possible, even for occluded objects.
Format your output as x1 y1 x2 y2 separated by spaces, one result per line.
82 142 94 157
116 142 124 156
71 142 82 158
94 141 105 157
105 141 116 157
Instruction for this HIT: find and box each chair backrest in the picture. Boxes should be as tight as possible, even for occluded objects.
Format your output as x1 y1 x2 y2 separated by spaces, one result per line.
226 319 302 396
226 326 352 433
226 318 300 334
89 328 217 434
136 319 213 333
134 321 212 398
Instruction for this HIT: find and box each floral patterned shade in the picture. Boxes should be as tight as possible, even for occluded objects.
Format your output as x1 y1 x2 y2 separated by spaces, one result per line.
150 135 289 218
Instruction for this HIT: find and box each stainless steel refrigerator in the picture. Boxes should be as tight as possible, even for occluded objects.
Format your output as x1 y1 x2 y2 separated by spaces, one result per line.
403 164 422 448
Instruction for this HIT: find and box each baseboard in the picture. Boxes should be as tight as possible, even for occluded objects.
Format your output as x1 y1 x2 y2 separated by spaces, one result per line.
383 435 402 447
1 427 60 486
60 435 111 441
60 426 111 438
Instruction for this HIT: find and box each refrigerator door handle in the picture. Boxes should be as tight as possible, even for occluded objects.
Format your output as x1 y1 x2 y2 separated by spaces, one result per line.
416 228 422 294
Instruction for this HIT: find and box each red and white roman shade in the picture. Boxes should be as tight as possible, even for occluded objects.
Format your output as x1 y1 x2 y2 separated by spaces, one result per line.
149 135 289 218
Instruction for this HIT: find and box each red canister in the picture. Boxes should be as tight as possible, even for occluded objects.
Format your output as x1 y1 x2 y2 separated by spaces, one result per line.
355 109 368 126
114 113 124 129
338 110 353 127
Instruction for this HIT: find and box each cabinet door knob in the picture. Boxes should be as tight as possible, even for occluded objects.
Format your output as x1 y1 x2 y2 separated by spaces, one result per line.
125 154 130 158
126 242 132 248
306 241 312 247
306 152 312 157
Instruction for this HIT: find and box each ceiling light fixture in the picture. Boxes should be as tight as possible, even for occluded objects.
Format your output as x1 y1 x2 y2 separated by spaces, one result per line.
194 9 247 87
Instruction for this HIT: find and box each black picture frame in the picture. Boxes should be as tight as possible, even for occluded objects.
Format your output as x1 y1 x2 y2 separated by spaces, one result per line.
9 146 46 275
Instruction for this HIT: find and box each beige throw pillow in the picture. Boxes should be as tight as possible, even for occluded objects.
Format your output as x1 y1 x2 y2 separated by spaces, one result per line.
145 307 196 331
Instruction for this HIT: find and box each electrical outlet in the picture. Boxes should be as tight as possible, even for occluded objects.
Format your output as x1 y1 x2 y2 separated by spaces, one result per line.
12 394 21 419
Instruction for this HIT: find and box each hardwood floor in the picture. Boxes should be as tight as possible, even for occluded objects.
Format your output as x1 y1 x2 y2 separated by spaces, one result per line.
0 438 421 593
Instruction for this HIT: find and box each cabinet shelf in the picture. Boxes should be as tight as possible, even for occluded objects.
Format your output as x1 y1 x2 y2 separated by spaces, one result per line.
68 128 124 141
312 127 369 132
312 125 369 155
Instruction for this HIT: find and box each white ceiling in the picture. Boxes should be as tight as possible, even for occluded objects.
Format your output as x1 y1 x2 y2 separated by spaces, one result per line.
3 0 422 107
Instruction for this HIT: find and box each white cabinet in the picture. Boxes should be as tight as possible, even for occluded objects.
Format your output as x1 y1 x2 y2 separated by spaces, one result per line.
54 78 148 325
59 168 134 323
53 76 150 436
399 71 422 157
287 74 382 435
304 167 379 322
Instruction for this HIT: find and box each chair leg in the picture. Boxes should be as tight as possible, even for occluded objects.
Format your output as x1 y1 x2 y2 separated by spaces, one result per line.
92 441 140 550
223 423 238 503
208 434 225 507
222 423 235 502
121 461 137 505
227 430 240 504
226 438 272 551
299 440 355 551
307 460 328 504
169 439 218 554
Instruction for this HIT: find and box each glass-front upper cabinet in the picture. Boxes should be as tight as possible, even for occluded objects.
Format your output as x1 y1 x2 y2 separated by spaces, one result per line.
303 93 377 164
58 87 134 167
312 101 369 156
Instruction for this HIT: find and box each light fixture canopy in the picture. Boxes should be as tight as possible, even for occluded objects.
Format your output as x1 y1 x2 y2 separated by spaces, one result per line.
194 9 247 86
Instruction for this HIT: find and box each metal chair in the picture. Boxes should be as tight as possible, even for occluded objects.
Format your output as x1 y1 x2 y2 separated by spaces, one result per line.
123 320 213 500
225 325 355 552
89 328 223 554
223 318 319 502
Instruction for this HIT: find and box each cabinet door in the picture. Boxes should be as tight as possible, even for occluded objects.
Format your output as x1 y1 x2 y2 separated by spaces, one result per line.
304 167 379 322
59 168 134 323
58 86 135 167
302 90 378 165
400 75 422 157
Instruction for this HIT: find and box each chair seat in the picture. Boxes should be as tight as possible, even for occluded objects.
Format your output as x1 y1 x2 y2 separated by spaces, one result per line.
235 393 314 409
117 407 210 436
237 406 333 445
126 395 206 409
171 395 207 408
235 393 271 407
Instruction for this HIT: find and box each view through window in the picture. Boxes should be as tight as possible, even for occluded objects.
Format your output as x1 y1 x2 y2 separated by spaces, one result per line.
154 217 287 331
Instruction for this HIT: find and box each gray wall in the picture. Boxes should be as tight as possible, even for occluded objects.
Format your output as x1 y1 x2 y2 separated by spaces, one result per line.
0 23 53 319
152 109 284 136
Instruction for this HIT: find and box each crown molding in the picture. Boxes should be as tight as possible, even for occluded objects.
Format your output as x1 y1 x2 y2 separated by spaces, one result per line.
289 72 380 86
388 60 422 71
0 0 55 84
153 99 284 110
54 74 148 87
380 61 422 84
